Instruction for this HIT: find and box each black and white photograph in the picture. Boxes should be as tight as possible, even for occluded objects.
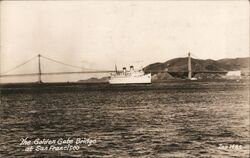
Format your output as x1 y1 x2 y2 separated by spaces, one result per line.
0 0 249 157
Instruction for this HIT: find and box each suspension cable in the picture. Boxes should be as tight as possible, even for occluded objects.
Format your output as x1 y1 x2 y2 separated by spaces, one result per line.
41 55 100 71
190 53 199 59
1 55 38 74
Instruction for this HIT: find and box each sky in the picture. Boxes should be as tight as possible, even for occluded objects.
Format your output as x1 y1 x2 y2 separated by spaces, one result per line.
0 0 249 83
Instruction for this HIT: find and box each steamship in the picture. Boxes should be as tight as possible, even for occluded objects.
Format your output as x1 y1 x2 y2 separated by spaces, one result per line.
109 66 151 84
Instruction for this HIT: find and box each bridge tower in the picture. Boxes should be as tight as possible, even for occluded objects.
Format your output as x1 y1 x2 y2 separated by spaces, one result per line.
38 54 42 83
188 52 192 79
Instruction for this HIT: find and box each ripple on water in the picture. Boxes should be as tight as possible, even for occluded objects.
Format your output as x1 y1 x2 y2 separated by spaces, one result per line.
0 83 249 157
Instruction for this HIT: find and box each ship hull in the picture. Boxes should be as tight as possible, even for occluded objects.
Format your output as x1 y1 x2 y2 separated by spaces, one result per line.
109 73 151 84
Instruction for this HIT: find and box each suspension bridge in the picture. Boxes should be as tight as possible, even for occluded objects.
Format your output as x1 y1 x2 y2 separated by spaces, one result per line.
0 54 117 83
0 53 228 83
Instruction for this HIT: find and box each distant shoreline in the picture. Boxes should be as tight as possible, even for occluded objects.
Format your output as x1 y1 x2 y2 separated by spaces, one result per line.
0 79 249 94
0 78 249 86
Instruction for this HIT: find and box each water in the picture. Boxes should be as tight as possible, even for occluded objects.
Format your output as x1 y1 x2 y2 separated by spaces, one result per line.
0 81 249 157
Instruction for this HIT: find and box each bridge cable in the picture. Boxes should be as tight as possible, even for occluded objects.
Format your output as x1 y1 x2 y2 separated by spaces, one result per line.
40 55 101 71
1 55 38 75
190 53 200 59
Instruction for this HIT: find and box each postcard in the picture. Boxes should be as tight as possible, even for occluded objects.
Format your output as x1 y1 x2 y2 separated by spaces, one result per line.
0 0 249 157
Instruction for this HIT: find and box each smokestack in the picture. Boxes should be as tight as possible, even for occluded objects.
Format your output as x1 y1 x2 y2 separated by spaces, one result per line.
123 67 126 75
188 52 192 79
130 65 134 72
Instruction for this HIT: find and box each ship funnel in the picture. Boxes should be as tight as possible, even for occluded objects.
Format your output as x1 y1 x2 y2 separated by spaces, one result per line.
130 65 134 71
123 67 126 74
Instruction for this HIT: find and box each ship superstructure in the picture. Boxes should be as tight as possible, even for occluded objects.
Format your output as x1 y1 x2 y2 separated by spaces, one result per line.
109 66 151 84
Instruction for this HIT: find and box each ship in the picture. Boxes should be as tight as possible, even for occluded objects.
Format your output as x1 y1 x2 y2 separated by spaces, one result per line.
109 65 151 84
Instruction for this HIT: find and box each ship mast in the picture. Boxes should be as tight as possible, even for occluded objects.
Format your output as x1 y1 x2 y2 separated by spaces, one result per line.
188 52 192 79
115 64 118 74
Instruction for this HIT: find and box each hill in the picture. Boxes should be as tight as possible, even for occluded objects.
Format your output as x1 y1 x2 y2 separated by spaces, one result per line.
216 57 249 71
144 57 249 79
